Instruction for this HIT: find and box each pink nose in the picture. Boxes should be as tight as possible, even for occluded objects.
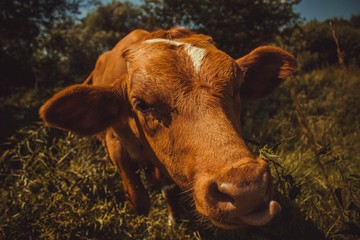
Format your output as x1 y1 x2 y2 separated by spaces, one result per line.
194 158 280 228
207 162 270 215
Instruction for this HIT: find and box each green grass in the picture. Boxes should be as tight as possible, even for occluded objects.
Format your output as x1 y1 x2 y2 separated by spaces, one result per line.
243 65 360 239
1 66 360 239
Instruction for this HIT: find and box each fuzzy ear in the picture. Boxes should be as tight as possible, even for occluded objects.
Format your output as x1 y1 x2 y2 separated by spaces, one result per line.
236 46 297 100
39 84 124 136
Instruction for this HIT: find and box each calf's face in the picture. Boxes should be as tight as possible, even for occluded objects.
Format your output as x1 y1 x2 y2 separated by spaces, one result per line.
40 33 296 229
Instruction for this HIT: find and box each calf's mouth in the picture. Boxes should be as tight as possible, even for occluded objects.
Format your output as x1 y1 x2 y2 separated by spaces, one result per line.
210 200 281 229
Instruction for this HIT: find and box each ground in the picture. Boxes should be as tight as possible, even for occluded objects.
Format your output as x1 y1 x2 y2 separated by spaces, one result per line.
1 66 359 239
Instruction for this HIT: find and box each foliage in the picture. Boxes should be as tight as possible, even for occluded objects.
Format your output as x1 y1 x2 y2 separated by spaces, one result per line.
0 0 92 92
1 0 301 90
242 66 360 239
278 15 360 71
37 1 146 87
0 86 51 142
143 0 300 57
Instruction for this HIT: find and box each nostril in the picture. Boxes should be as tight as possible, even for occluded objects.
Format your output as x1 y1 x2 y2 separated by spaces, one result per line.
208 182 235 204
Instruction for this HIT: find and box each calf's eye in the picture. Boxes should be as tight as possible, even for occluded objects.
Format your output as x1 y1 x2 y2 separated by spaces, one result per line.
134 98 151 112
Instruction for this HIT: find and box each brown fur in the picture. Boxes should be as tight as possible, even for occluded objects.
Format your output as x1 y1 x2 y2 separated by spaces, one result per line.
39 28 296 228
237 46 297 100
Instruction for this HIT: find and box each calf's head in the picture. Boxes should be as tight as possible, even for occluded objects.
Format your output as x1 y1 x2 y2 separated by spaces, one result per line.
40 29 296 229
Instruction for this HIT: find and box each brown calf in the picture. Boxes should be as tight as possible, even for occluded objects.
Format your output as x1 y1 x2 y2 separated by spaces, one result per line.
39 28 296 229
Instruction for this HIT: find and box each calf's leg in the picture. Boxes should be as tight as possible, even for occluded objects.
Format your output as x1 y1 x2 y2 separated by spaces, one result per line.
105 130 150 215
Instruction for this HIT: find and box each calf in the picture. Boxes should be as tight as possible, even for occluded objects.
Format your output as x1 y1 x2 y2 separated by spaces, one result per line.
39 28 296 229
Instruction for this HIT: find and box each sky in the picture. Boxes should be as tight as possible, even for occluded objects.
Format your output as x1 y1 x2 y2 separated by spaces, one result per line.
99 0 360 21
294 0 360 21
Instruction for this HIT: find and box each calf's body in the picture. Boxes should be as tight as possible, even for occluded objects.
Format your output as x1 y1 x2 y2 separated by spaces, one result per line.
40 28 296 229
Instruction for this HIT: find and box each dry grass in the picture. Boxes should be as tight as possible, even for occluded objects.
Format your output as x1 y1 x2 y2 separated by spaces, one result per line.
1 66 360 239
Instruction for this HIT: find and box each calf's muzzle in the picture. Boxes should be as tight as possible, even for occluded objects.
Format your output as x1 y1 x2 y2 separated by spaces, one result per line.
194 157 281 229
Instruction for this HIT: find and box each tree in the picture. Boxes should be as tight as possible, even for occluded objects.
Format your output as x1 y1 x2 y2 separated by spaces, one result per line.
0 0 87 91
280 16 360 70
1 0 302 89
37 1 145 86
142 0 300 57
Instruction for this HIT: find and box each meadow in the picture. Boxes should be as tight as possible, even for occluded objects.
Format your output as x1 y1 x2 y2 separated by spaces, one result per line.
1 64 359 239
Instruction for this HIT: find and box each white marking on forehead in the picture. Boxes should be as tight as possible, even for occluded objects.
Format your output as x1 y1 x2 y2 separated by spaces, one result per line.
144 38 206 73
144 38 182 46
183 44 206 73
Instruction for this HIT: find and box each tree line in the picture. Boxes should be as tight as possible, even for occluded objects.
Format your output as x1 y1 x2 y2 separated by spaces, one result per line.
1 0 359 93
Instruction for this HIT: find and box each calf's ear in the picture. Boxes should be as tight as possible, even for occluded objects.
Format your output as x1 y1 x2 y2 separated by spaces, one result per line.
236 46 296 100
39 84 125 136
